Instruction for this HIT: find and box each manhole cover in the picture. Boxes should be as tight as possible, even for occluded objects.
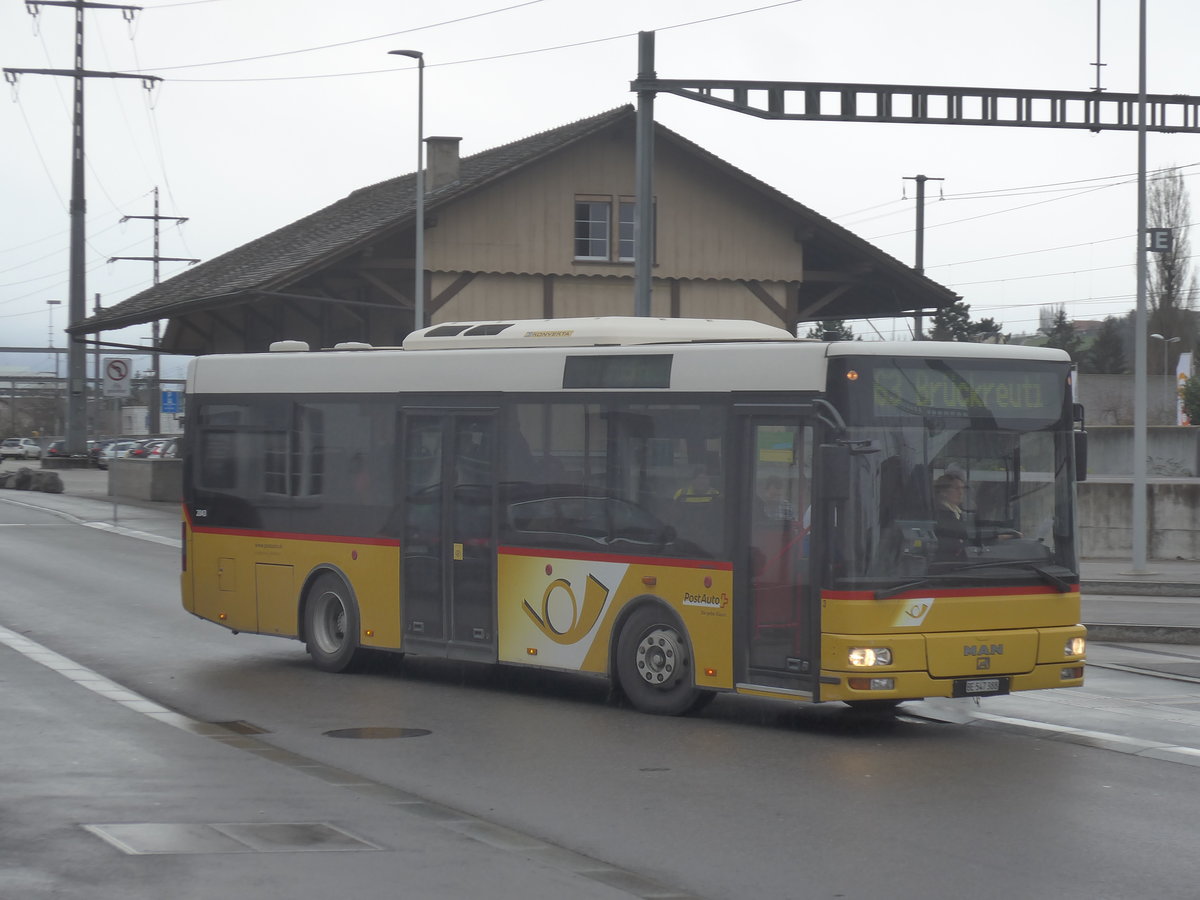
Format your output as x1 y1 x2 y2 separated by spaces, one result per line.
323 727 431 739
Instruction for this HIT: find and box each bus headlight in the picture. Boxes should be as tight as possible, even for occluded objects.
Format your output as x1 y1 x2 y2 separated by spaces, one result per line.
1064 637 1086 657
848 647 892 667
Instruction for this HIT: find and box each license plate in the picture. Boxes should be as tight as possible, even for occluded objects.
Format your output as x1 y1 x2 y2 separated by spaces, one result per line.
952 676 1010 698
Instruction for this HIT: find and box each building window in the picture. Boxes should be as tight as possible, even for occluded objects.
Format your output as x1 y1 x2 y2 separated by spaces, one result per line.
574 200 611 260
574 195 654 264
618 200 636 262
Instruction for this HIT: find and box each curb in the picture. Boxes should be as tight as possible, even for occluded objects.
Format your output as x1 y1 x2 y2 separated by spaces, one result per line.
1081 580 1200 598
1084 623 1200 645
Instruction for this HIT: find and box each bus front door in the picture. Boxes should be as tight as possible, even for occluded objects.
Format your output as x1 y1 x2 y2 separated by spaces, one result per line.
400 411 498 661
740 416 817 693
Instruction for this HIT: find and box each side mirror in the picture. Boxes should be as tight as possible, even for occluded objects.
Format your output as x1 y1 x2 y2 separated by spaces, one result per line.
817 444 851 501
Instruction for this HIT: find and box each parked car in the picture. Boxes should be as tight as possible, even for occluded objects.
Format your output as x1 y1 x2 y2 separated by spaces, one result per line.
0 438 42 460
98 440 137 469
127 439 168 459
89 439 115 468
152 437 178 459
45 440 65 458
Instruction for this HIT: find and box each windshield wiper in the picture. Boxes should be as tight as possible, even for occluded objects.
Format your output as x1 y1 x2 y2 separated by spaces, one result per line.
874 578 935 600
873 561 1074 599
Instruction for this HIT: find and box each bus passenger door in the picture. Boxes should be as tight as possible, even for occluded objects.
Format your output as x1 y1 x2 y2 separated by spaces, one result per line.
739 416 817 691
401 411 497 661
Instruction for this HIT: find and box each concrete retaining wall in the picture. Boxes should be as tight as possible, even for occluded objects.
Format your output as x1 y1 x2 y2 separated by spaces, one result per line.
1086 426 1200 477
108 459 182 503
1078 478 1200 559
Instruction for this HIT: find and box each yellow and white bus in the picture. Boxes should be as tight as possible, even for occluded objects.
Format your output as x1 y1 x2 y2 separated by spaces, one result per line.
181 316 1087 715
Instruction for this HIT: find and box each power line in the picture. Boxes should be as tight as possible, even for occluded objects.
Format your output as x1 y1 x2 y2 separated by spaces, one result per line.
133 0 555 72
127 0 807 82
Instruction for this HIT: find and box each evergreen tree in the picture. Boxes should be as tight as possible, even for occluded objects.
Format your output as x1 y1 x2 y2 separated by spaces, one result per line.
1180 374 1200 425
1039 307 1082 360
929 301 971 341
805 320 855 341
969 316 1006 344
929 300 1007 342
1081 316 1128 374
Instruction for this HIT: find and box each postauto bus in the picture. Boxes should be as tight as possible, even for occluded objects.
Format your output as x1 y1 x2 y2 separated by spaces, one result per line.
181 317 1086 715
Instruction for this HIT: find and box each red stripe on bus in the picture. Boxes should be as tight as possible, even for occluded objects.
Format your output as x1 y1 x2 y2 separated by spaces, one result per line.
498 545 733 570
189 524 400 547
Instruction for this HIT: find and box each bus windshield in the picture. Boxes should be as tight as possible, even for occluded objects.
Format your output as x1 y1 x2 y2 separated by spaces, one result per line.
828 355 1077 592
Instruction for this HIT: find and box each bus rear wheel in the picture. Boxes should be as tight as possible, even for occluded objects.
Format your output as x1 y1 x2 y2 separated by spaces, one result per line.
304 573 363 673
616 605 706 716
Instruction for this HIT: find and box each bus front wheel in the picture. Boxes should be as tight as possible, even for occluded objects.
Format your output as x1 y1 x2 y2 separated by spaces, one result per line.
304 573 363 673
616 605 706 716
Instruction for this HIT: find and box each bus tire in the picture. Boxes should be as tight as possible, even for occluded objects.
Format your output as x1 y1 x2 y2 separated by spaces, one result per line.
304 572 363 673
616 605 703 716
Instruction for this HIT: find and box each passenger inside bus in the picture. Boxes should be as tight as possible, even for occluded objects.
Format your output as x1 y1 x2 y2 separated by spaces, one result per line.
673 466 720 504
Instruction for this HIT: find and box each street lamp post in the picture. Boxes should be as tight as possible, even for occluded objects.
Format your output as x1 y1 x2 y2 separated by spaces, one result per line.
46 299 61 378
47 299 62 437
1151 333 1181 422
389 49 425 333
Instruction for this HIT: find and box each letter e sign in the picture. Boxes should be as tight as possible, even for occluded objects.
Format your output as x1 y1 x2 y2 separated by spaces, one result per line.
1148 228 1173 253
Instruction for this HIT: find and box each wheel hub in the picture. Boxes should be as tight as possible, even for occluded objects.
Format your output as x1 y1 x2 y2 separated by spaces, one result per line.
635 627 681 687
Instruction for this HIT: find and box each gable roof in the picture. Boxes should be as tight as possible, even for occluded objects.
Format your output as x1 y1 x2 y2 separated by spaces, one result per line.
71 105 956 336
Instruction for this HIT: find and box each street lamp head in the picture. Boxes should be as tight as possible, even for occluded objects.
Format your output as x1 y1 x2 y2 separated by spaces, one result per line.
389 49 423 63
47 299 61 306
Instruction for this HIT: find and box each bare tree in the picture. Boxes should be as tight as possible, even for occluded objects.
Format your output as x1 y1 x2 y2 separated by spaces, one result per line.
1147 166 1197 373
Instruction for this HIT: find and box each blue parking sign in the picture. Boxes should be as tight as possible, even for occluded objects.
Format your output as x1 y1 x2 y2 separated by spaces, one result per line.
161 390 181 414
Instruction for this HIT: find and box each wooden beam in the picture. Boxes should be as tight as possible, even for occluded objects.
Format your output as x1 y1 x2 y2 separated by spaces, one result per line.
797 282 854 319
742 280 788 325
428 272 478 316
360 271 413 308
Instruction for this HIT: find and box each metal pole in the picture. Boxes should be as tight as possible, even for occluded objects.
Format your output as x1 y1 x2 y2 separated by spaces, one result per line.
390 50 426 331
146 188 161 434
414 57 425 331
633 31 656 317
65 1 87 456
1130 0 1150 574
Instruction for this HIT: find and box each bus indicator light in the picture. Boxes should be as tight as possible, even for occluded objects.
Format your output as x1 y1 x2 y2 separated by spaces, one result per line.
642 575 657 586
218 613 227 621
365 629 374 637
527 647 538 656
848 677 895 690
704 667 717 677
352 550 358 560
846 370 859 381
703 576 712 588
1061 666 1083 680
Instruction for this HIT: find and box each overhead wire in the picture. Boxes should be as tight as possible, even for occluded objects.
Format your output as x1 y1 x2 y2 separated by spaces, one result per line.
129 0 808 82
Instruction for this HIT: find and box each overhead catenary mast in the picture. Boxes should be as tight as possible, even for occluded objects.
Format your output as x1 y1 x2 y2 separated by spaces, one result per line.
110 187 199 434
3 0 161 456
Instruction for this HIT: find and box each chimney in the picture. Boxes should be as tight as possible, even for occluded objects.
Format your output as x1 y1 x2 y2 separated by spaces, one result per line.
425 136 462 190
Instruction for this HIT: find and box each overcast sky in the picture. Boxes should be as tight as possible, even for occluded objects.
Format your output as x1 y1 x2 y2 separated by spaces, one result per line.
3 0 1199 370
